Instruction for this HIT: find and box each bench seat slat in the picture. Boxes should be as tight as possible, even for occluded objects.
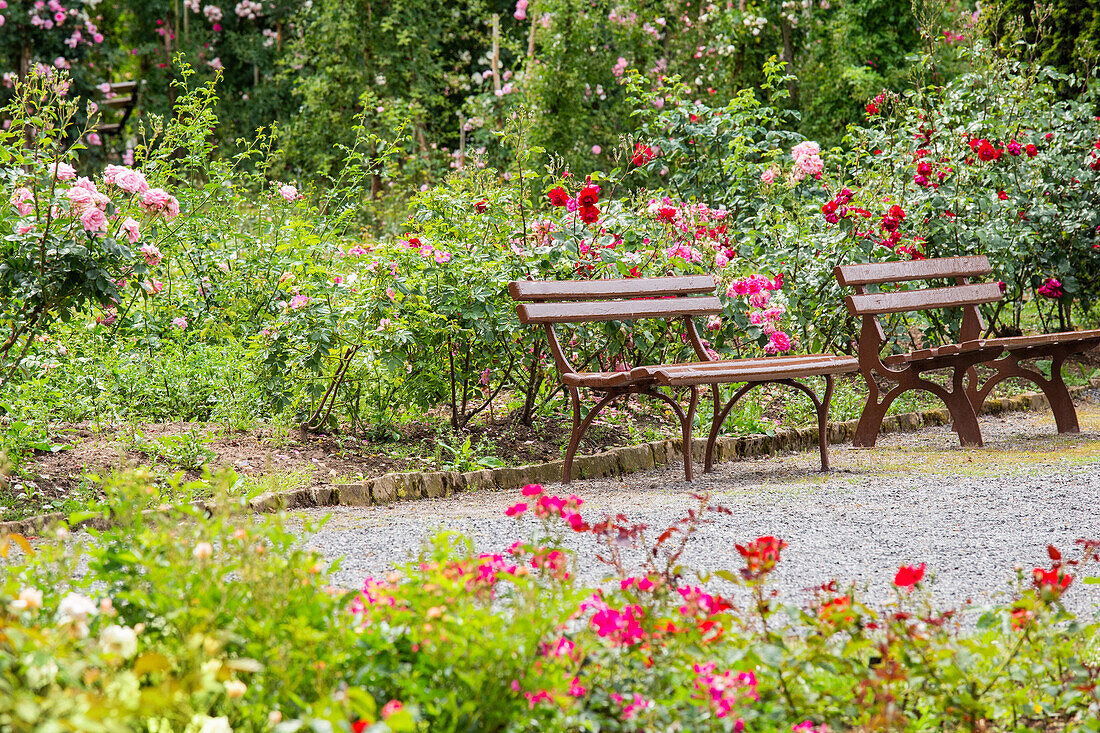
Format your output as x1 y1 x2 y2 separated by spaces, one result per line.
517 296 723 324
834 256 992 286
652 355 859 386
882 340 988 366
845 282 1002 316
509 275 715 301
971 329 1100 352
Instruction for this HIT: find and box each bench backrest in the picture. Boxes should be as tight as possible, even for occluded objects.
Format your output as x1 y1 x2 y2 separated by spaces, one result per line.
834 255 1000 346
508 275 721 373
509 275 721 323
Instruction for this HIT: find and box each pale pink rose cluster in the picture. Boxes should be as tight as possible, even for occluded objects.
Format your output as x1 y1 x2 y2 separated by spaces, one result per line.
103 164 150 194
139 188 181 220
278 184 299 201
9 187 34 216
789 141 824 182
49 161 77 180
66 177 111 233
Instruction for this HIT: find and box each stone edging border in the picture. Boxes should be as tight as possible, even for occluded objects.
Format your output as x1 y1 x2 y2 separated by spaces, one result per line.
2 384 1096 536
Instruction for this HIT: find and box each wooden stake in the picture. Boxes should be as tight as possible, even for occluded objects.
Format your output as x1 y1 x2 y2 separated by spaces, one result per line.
491 14 502 94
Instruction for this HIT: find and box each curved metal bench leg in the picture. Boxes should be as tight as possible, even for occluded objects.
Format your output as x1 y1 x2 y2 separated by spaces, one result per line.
915 371 983 447
968 350 1079 434
644 386 699 481
853 377 908 448
777 376 835 471
562 390 619 484
704 383 755 472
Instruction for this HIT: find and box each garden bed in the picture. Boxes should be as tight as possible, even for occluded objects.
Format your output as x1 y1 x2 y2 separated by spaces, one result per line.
4 366 1096 523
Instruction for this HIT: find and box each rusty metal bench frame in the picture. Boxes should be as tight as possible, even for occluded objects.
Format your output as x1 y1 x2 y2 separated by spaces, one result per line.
509 276 858 483
835 255 1100 448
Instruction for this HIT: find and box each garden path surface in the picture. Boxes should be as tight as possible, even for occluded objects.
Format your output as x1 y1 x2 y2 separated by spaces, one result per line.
295 396 1100 617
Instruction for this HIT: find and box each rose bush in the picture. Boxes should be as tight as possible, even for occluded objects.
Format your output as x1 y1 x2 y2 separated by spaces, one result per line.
0 71 177 388
4 474 1099 731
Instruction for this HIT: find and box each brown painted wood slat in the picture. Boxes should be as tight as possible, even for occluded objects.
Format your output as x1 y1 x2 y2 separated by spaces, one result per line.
845 282 1002 316
101 95 133 109
834 256 992 286
972 329 1100 351
630 354 837 379
881 340 990 366
652 356 859 387
517 296 723 324
509 275 715 301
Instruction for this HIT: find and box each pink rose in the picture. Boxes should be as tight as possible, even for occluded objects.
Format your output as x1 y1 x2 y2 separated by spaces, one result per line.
289 294 310 310
170 316 188 329
66 185 94 211
139 243 162 267
140 188 180 220
80 207 108 233
278 184 299 201
764 331 791 354
49 162 77 180
10 187 34 216
121 217 141 243
115 168 149 194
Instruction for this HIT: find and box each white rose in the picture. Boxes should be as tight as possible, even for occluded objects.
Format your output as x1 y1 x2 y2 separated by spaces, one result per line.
198 716 233 733
9 587 44 612
57 592 97 624
100 624 138 658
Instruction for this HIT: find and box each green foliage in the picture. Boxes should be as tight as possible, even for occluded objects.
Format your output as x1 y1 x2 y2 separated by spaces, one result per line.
985 0 1100 92
7 476 1098 730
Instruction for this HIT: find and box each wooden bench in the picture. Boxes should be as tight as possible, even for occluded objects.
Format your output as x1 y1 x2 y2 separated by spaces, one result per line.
835 255 1100 448
508 276 858 482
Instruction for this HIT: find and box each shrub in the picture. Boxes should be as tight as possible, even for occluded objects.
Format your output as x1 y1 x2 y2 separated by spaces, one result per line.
5 476 1098 731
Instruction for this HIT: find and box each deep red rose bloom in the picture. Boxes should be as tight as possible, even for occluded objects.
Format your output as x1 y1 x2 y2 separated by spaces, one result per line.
736 535 788 575
474 199 488 213
888 204 906 220
894 562 925 588
977 141 997 161
822 200 838 216
656 205 678 221
997 190 1008 200
1025 143 1038 158
351 722 369 733
578 204 600 224
1032 566 1071 598
631 143 656 167
577 184 600 207
548 187 569 207
916 160 932 175
865 101 878 115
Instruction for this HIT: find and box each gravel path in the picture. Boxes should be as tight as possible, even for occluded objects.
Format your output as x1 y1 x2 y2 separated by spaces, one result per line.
295 398 1100 617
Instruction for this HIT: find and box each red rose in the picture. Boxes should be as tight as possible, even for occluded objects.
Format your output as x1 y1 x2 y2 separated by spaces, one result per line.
474 199 488 213
578 204 599 224
656 205 677 221
1025 143 1038 158
1032 566 1071 598
977 141 997 161
888 204 906 220
893 562 925 588
548 187 569 207
865 101 879 116
631 143 656 167
997 190 1008 200
822 200 838 216
576 184 600 207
